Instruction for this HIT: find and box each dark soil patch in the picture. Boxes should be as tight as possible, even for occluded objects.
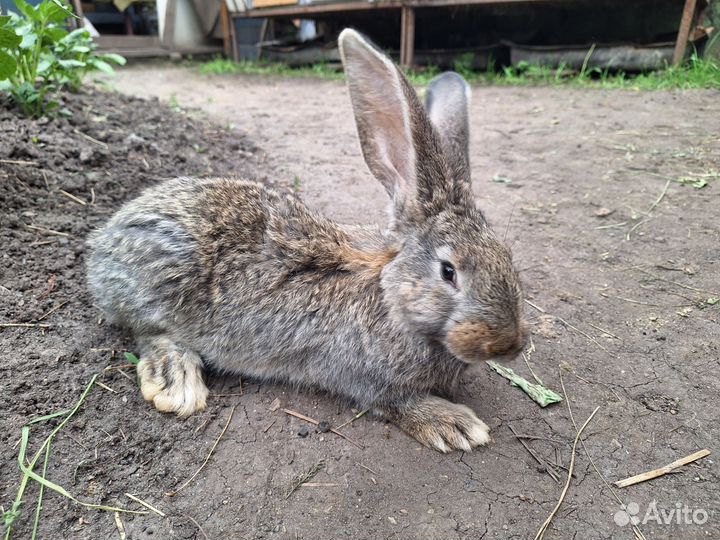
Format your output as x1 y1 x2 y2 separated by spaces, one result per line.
1 89 259 539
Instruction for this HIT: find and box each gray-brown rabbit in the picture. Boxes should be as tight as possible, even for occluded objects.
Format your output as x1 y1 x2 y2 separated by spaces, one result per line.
86 29 526 452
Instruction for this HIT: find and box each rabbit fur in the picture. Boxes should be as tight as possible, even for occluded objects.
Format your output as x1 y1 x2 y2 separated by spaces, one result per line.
86 29 526 452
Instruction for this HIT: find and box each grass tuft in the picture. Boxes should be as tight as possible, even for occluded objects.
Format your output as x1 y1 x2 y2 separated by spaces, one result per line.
198 54 720 90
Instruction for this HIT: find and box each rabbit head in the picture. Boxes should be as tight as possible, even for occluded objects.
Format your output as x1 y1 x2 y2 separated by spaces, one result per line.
339 30 526 364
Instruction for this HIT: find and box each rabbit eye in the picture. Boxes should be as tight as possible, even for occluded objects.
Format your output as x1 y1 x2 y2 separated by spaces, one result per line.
440 261 456 284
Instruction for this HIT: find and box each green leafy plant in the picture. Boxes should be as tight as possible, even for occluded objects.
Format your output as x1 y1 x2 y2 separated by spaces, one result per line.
453 52 475 79
123 351 140 364
0 0 125 116
50 27 126 91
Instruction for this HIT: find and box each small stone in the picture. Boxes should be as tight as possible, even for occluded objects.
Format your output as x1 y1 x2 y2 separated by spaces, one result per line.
463 479 479 492
594 207 614 217
79 148 94 163
317 421 331 433
388 517 397 525
297 425 309 438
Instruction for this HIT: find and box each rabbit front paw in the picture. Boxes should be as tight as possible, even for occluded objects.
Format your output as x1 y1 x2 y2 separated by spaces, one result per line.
392 397 491 453
136 337 208 417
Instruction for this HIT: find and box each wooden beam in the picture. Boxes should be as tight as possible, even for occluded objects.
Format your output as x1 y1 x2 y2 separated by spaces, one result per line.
400 6 415 68
673 0 698 65
234 0 396 18
231 0 576 18
220 2 232 58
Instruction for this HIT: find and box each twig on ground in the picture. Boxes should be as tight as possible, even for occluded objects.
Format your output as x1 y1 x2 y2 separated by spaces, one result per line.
524 300 608 352
513 434 567 445
0 158 36 165
595 221 628 230
635 267 719 297
28 240 56 247
599 292 686 308
587 322 621 340
559 372 646 540
262 418 277 433
96 381 118 394
534 406 599 540
357 462 378 476
614 449 711 488
282 409 364 449
58 190 87 206
524 299 546 313
25 224 70 237
645 179 671 215
522 351 544 386
166 406 236 497
285 460 325 499
36 301 69 322
508 424 560 484
0 323 51 329
124 493 166 517
73 128 109 148
334 409 369 430
626 218 653 241
184 514 209 540
114 512 127 540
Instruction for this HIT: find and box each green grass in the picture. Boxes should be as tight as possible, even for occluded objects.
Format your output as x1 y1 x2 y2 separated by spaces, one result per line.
198 54 720 90
199 57 343 80
3 375 143 540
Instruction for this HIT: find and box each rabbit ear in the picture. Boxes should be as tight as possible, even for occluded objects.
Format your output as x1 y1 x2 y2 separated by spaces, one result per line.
425 72 472 186
339 29 416 202
339 29 468 225
338 29 450 225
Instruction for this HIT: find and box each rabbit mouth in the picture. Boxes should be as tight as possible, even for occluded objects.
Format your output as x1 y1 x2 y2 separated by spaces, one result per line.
444 321 526 363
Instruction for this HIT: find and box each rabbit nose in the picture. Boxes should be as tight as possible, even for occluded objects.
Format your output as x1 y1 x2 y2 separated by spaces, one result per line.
485 323 527 358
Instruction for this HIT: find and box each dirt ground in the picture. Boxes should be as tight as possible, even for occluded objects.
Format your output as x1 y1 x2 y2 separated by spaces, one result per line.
2 64 719 540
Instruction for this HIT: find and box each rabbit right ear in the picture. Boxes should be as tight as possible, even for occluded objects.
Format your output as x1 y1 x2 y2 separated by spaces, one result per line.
339 29 421 217
425 72 472 186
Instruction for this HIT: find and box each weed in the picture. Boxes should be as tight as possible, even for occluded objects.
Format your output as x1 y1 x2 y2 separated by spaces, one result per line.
198 53 720 91
3 376 141 540
0 0 125 116
168 92 181 112
123 351 139 364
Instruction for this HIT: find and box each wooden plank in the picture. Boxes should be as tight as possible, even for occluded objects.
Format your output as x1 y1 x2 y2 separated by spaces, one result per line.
230 7 239 61
672 0 698 65
232 0 575 18
400 6 415 68
220 2 232 57
234 0 399 17
253 0 297 7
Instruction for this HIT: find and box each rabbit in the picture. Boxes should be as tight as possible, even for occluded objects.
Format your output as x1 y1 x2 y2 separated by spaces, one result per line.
86 29 527 453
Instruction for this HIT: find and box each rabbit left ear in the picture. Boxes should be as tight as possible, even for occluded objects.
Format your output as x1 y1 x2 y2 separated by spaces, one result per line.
339 29 418 206
339 29 458 226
